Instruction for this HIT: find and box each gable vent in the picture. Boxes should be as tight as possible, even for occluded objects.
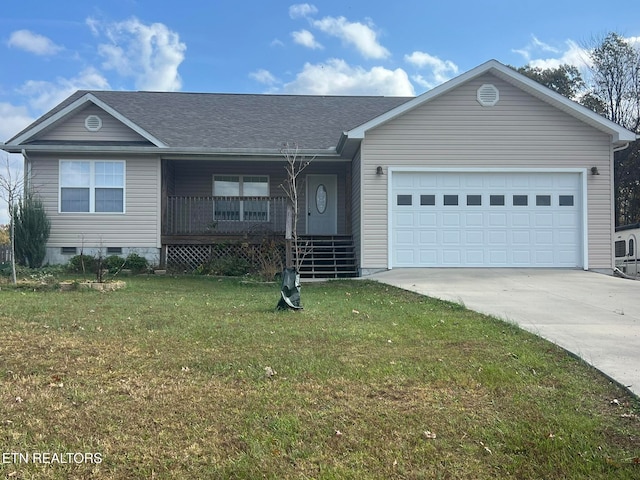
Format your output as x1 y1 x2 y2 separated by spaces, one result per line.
84 115 103 132
477 84 499 106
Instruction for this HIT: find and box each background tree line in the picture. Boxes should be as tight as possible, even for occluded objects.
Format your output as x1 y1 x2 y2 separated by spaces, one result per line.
512 32 640 226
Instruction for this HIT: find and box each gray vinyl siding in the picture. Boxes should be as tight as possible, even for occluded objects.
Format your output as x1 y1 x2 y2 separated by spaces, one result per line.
38 104 149 143
30 154 161 250
169 159 350 234
360 72 614 271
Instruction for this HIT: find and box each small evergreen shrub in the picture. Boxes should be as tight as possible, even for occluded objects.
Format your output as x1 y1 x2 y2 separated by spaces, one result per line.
104 255 126 274
125 253 149 273
13 194 50 268
67 255 98 274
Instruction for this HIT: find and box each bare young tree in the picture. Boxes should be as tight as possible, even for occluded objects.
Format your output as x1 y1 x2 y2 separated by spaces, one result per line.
0 153 24 284
279 142 313 272
276 142 314 310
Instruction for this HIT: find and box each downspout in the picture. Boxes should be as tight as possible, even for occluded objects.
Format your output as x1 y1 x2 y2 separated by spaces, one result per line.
613 142 630 153
21 149 31 194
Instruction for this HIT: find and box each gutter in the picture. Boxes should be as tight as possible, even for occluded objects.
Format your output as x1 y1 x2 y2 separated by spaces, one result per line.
0 143 345 159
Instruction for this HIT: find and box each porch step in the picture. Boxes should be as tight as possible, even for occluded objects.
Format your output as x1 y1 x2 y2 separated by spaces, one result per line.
294 236 358 279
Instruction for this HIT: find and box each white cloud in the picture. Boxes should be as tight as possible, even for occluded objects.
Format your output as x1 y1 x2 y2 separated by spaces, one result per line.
292 29 323 49
283 58 414 96
250 69 278 85
628 36 640 48
92 17 186 91
405 51 459 88
0 103 33 142
18 67 110 113
311 16 390 59
526 40 590 70
513 36 590 70
289 3 318 19
8 30 63 56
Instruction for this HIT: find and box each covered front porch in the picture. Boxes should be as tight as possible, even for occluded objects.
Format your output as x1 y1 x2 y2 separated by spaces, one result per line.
160 158 357 277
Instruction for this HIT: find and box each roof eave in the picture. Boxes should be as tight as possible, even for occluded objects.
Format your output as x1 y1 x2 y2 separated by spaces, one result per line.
0 143 343 159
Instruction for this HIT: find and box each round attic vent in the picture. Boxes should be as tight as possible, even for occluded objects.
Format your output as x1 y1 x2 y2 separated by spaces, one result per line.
477 84 499 106
84 115 103 132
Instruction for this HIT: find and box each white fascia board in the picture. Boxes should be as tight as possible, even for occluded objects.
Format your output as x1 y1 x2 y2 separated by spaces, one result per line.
348 59 636 144
8 93 168 148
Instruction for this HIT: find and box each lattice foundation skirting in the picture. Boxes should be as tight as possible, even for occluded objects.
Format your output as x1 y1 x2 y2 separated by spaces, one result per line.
165 243 286 272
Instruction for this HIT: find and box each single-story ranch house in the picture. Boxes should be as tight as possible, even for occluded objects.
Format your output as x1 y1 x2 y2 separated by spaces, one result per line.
2 60 637 277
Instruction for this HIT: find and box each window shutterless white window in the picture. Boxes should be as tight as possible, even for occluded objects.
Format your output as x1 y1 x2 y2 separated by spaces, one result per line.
213 175 269 221
59 160 125 213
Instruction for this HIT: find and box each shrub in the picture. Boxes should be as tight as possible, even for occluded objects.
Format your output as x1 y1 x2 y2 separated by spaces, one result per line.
67 255 98 274
104 255 126 274
12 194 50 268
125 253 149 273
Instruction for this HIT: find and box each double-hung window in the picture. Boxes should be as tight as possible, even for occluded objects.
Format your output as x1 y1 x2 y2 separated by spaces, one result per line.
213 175 269 221
60 160 125 213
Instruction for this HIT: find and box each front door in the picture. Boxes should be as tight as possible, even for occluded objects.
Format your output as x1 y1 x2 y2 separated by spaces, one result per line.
307 174 337 235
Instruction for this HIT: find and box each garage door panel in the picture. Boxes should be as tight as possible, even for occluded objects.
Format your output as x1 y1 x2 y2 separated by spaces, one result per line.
489 250 508 264
419 250 437 263
466 250 484 264
489 213 507 226
534 214 554 227
512 231 531 244
443 213 461 226
488 230 507 245
442 231 461 244
419 212 437 226
465 213 483 226
512 213 531 227
512 251 531 264
395 249 415 264
391 172 582 268
466 230 484 244
395 212 414 226
395 230 415 245
557 231 579 245
557 213 577 227
442 250 461 264
419 230 437 244
535 231 553 244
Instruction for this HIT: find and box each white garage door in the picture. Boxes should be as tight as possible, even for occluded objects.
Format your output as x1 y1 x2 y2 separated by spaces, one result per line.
391 172 582 267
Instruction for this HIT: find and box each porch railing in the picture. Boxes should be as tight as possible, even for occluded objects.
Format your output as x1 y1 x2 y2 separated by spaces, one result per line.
165 196 289 235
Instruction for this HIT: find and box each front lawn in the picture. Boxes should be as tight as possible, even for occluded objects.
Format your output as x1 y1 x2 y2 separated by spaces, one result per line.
0 276 638 479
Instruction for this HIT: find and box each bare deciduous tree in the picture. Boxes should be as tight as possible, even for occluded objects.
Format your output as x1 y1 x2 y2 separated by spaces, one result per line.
279 142 314 272
584 33 640 225
0 153 24 284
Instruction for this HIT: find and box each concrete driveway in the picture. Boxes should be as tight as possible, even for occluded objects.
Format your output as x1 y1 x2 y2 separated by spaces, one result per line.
371 269 640 398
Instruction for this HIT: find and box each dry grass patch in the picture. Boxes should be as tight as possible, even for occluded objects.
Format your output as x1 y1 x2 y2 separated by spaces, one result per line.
0 276 638 479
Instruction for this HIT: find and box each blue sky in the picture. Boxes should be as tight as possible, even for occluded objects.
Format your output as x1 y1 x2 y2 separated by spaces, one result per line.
1 0 640 222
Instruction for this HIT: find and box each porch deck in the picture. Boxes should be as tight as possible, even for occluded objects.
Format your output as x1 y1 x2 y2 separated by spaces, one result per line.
162 196 357 278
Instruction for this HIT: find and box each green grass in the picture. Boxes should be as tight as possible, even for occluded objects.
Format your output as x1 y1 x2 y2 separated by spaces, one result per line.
0 275 638 479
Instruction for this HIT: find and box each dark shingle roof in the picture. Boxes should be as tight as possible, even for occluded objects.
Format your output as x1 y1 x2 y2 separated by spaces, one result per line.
14 91 413 150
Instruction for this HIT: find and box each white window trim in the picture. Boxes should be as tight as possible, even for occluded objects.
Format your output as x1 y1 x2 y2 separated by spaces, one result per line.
212 175 270 222
59 160 126 214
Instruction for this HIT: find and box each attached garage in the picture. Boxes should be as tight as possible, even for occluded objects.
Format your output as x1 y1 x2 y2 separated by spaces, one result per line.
390 170 585 268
